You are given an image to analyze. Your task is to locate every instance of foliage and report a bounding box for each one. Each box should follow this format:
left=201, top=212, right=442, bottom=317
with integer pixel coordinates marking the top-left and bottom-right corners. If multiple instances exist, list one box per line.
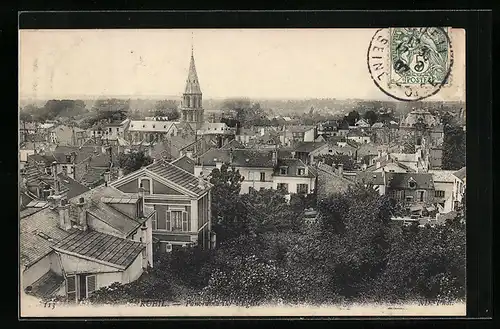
left=363, top=110, right=379, bottom=125
left=442, top=122, right=466, bottom=170
left=345, top=110, right=360, bottom=126
left=221, top=98, right=270, bottom=127
left=154, top=100, right=180, bottom=120
left=117, top=150, right=153, bottom=175
left=22, top=100, right=88, bottom=122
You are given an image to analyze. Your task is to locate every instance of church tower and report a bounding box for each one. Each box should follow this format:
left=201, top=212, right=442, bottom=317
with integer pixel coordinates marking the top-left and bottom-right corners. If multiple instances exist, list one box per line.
left=181, top=44, right=204, bottom=128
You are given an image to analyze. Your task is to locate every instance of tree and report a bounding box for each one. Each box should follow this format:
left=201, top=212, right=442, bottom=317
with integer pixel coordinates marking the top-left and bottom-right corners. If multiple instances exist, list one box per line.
left=90, top=98, right=130, bottom=125
left=154, top=100, right=180, bottom=120
left=117, top=150, right=153, bottom=175
left=221, top=99, right=269, bottom=127
left=19, top=111, right=33, bottom=122
left=345, top=110, right=360, bottom=126
left=363, top=110, right=379, bottom=126
left=442, top=122, right=466, bottom=170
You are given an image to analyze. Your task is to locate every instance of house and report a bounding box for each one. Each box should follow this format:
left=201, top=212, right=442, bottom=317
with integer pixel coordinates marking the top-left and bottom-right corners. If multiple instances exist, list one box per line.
left=315, top=162, right=354, bottom=197
left=355, top=171, right=386, bottom=195
left=347, top=129, right=371, bottom=144
left=428, top=169, right=464, bottom=213
left=292, top=142, right=329, bottom=165
left=354, top=118, right=371, bottom=129
left=272, top=158, right=317, bottom=197
left=100, top=119, right=131, bottom=140
left=50, top=124, right=88, bottom=146
left=21, top=185, right=155, bottom=302
left=127, top=120, right=179, bottom=144
left=110, top=159, right=214, bottom=251
left=235, top=127, right=259, bottom=145
left=197, top=122, right=236, bottom=136
left=318, top=121, right=339, bottom=138
left=279, top=125, right=317, bottom=146
left=385, top=172, right=435, bottom=205
left=194, top=148, right=317, bottom=198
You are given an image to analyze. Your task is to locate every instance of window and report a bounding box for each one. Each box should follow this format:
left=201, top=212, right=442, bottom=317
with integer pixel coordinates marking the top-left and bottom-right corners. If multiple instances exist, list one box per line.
left=418, top=191, right=425, bottom=202
left=297, top=168, right=305, bottom=176
left=277, top=183, right=289, bottom=193
left=408, top=180, right=417, bottom=189
left=435, top=190, right=445, bottom=198
left=169, top=210, right=188, bottom=232
left=280, top=167, right=288, bottom=175
left=66, top=275, right=77, bottom=302
left=109, top=127, right=112, bottom=132
left=139, top=178, right=152, bottom=195
left=297, top=184, right=309, bottom=194
left=86, top=275, right=96, bottom=298
left=260, top=172, right=266, bottom=182
left=405, top=195, right=414, bottom=202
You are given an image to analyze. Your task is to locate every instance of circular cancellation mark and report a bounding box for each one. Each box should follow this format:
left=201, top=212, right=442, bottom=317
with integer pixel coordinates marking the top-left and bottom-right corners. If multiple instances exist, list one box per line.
left=367, top=27, right=454, bottom=102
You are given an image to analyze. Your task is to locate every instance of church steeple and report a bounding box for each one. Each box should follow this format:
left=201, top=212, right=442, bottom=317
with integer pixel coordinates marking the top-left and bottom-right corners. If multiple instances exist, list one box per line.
left=181, top=36, right=204, bottom=124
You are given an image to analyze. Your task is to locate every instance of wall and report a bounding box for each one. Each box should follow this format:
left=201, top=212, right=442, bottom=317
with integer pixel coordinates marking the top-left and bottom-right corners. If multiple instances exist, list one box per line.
left=95, top=272, right=123, bottom=290
left=433, top=181, right=454, bottom=212
left=59, top=252, right=120, bottom=274
left=272, top=176, right=316, bottom=195
left=109, top=203, right=137, bottom=219
left=121, top=254, right=144, bottom=284
left=152, top=204, right=192, bottom=232
left=22, top=254, right=52, bottom=289
left=152, top=180, right=182, bottom=195
left=87, top=212, right=125, bottom=238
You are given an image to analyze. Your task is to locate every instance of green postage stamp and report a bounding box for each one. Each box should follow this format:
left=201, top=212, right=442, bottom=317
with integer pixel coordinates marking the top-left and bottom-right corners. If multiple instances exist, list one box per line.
left=389, top=27, right=451, bottom=86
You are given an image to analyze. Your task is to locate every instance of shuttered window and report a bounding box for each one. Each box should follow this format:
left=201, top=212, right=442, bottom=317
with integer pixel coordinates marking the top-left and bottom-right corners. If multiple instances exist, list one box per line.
left=152, top=212, right=157, bottom=230
left=86, top=275, right=97, bottom=297
left=165, top=211, right=171, bottom=231
left=66, top=275, right=76, bottom=302
left=182, top=211, right=188, bottom=231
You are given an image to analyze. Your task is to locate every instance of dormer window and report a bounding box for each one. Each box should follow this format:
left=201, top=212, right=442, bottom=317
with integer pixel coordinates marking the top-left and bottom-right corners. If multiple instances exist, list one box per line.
left=408, top=179, right=417, bottom=189
left=152, top=125, right=155, bottom=128
left=280, top=167, right=288, bottom=175
left=297, top=168, right=305, bottom=176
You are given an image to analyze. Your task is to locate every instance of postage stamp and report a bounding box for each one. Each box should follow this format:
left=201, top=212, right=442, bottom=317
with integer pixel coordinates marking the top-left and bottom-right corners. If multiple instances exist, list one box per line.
left=367, top=27, right=454, bottom=101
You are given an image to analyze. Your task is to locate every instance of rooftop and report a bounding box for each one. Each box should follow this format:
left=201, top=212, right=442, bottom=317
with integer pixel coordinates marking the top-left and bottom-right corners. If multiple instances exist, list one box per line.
left=274, top=158, right=317, bottom=178
left=293, top=141, right=327, bottom=153
left=356, top=171, right=385, bottom=186
left=198, top=148, right=276, bottom=168
left=26, top=270, right=64, bottom=299
left=429, top=170, right=459, bottom=183
left=128, top=120, right=176, bottom=133
left=171, top=155, right=196, bottom=174
left=385, top=172, right=434, bottom=190
left=53, top=230, right=145, bottom=270
left=454, top=166, right=466, bottom=180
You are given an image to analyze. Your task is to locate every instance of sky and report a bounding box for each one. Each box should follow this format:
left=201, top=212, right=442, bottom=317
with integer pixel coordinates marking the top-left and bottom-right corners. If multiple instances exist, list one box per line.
left=19, top=29, right=465, bottom=101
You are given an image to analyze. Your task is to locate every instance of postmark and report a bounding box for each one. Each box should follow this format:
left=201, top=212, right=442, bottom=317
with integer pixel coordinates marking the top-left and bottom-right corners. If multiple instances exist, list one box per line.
left=367, top=27, right=454, bottom=101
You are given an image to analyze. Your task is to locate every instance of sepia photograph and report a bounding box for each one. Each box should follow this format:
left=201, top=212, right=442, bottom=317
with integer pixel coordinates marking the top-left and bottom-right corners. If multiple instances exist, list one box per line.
left=19, top=27, right=467, bottom=317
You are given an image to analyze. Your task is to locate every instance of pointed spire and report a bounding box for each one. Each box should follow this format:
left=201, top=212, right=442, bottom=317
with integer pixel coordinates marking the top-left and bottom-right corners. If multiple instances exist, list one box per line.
left=184, top=35, right=201, bottom=95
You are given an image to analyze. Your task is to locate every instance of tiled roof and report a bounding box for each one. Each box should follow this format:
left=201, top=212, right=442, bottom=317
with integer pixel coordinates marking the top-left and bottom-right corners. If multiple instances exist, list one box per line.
left=20, top=206, right=46, bottom=219
left=171, top=155, right=195, bottom=174
left=385, top=172, right=434, bottom=190
left=128, top=120, right=176, bottom=132
left=274, top=158, right=317, bottom=178
left=282, top=125, right=315, bottom=134
left=356, top=171, right=385, bottom=186
left=57, top=173, right=90, bottom=199
left=429, top=170, right=458, bottom=183
left=220, top=139, right=245, bottom=149
left=53, top=146, right=97, bottom=164
left=53, top=230, right=145, bottom=269
left=145, top=159, right=211, bottom=196
left=20, top=207, right=73, bottom=267
left=453, top=167, right=466, bottom=180
left=198, top=148, right=276, bottom=168
left=26, top=270, right=64, bottom=299
left=293, top=142, right=327, bottom=153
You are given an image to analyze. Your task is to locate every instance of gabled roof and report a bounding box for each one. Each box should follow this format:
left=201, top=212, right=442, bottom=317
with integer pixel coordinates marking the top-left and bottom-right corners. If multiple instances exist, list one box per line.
left=282, top=125, right=316, bottom=134
left=385, top=172, right=434, bottom=190
left=57, top=173, right=90, bottom=199
left=220, top=139, right=245, bottom=149
left=144, top=160, right=211, bottom=197
left=52, top=229, right=145, bottom=270
left=171, top=155, right=196, bottom=174
left=128, top=120, right=176, bottom=133
left=429, top=170, right=459, bottom=183
left=293, top=141, right=327, bottom=153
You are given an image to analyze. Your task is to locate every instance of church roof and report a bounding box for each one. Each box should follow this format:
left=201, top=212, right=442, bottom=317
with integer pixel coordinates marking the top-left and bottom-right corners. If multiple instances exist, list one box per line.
left=184, top=52, right=202, bottom=95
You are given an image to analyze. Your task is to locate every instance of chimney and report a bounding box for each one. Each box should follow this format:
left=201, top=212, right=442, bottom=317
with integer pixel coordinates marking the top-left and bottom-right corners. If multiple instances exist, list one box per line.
left=375, top=161, right=381, bottom=169
left=104, top=170, right=111, bottom=186
left=138, top=184, right=145, bottom=218
left=229, top=148, right=234, bottom=164
left=337, top=163, right=344, bottom=176
left=118, top=168, right=124, bottom=179
left=77, top=197, right=88, bottom=231
left=58, top=197, right=71, bottom=231
left=272, top=149, right=278, bottom=166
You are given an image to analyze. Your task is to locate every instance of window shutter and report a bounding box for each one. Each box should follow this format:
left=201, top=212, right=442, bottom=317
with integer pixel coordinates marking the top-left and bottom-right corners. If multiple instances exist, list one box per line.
left=86, top=275, right=97, bottom=297
left=166, top=211, right=171, bottom=231
left=182, top=211, right=188, bottom=231
left=66, top=275, right=76, bottom=302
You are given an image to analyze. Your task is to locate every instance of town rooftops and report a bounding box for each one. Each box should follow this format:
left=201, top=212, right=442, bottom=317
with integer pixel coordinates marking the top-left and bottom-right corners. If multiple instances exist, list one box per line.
left=20, top=207, right=73, bottom=267
left=385, top=172, right=434, bottom=190
left=356, top=171, right=385, bottom=186
left=293, top=141, right=328, bottom=153
left=52, top=229, right=145, bottom=270
left=145, top=159, right=212, bottom=196
left=220, top=139, right=245, bottom=150
left=198, top=148, right=276, bottom=168
left=171, top=155, right=196, bottom=174
left=282, top=125, right=316, bottom=134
